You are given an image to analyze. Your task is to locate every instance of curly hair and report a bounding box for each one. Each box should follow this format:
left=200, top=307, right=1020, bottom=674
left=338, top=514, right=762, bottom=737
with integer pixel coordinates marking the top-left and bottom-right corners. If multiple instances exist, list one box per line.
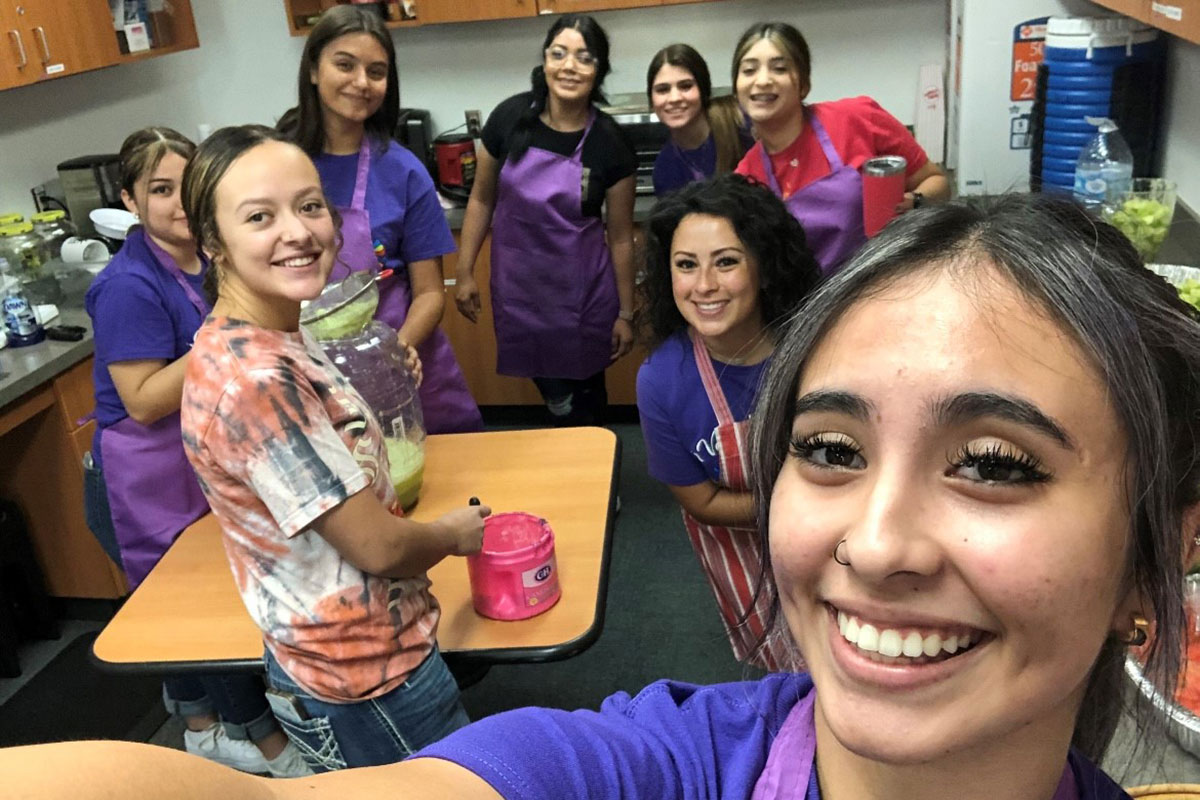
left=637, top=174, right=821, bottom=350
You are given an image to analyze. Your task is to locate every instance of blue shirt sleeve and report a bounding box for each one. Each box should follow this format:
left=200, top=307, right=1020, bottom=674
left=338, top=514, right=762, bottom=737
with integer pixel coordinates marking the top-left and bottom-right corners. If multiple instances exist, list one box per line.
left=637, top=351, right=712, bottom=487
left=90, top=272, right=183, bottom=364
left=415, top=675, right=811, bottom=800
left=397, top=160, right=456, bottom=265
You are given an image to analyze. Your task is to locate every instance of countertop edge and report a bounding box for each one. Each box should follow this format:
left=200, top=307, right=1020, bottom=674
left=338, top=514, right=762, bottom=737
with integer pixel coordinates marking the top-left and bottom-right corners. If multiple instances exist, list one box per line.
left=0, top=308, right=95, bottom=412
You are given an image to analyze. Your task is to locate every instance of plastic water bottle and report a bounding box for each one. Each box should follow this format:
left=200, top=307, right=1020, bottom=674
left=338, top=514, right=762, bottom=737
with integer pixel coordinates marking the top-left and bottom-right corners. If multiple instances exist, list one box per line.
left=1073, top=117, right=1133, bottom=210
left=0, top=256, right=44, bottom=347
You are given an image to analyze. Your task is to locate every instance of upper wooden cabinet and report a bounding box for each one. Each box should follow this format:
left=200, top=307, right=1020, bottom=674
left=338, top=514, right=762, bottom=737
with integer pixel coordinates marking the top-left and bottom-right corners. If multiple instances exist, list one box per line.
left=0, top=0, right=198, bottom=91
left=284, top=0, right=723, bottom=35
left=1088, top=0, right=1200, bottom=44
left=422, top=0, right=536, bottom=24
left=537, top=0, right=653, bottom=13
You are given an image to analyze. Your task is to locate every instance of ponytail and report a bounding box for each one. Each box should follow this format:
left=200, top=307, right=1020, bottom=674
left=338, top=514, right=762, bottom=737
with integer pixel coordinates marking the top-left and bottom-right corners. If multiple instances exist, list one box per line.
left=708, top=95, right=749, bottom=175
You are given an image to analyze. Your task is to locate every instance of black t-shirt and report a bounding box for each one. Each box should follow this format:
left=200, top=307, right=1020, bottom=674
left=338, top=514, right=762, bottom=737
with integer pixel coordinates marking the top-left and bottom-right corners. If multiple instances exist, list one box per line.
left=481, top=91, right=638, bottom=218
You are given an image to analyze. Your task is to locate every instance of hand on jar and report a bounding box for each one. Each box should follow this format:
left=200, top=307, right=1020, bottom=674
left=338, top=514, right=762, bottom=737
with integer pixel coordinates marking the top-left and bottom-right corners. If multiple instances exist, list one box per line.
left=398, top=337, right=424, bottom=388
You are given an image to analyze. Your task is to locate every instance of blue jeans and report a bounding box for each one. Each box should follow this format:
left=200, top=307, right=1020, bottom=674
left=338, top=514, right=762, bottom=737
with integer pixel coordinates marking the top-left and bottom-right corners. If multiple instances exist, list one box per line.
left=263, top=647, right=470, bottom=771
left=162, top=672, right=280, bottom=741
left=82, top=457, right=124, bottom=569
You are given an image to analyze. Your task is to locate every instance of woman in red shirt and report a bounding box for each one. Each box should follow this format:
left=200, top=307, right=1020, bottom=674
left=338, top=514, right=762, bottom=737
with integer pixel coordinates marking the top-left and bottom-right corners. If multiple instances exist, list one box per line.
left=732, top=21, right=949, bottom=273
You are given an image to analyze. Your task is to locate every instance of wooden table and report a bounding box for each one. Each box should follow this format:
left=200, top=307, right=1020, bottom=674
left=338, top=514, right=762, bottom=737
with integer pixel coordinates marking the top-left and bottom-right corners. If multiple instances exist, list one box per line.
left=92, top=427, right=620, bottom=674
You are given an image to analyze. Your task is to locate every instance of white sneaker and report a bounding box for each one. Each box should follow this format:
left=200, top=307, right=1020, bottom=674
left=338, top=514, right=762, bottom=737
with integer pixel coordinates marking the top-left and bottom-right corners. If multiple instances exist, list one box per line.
left=265, top=742, right=313, bottom=778
left=183, top=724, right=270, bottom=774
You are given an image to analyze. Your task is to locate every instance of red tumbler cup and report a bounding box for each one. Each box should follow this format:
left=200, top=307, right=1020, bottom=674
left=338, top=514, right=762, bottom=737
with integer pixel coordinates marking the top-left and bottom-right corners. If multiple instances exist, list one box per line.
left=862, top=156, right=907, bottom=238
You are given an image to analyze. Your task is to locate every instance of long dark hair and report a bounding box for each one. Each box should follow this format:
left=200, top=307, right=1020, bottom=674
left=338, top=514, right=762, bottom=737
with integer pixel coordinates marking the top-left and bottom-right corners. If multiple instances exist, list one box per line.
left=749, top=194, right=1199, bottom=763
left=508, top=14, right=611, bottom=163
left=277, top=4, right=400, bottom=157
left=118, top=126, right=195, bottom=198
left=638, top=174, right=820, bottom=351
left=646, top=43, right=746, bottom=175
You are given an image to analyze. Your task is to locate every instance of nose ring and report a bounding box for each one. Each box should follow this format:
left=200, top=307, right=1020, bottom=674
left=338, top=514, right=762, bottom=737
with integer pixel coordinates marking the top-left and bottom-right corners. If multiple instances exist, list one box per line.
left=833, top=539, right=851, bottom=567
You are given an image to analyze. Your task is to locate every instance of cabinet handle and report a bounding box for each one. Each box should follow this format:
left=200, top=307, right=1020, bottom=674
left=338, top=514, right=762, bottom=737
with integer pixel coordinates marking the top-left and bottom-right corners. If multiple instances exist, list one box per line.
left=33, top=25, right=48, bottom=63
left=7, top=30, right=26, bottom=68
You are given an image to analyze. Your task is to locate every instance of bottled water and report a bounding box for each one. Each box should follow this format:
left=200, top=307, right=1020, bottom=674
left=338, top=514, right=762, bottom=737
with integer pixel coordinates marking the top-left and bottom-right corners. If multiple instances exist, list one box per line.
left=1073, top=117, right=1133, bottom=210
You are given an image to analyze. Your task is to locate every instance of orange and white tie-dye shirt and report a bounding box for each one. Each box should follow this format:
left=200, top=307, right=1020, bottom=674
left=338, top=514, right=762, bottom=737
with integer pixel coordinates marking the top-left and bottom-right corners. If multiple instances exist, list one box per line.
left=181, top=316, right=439, bottom=704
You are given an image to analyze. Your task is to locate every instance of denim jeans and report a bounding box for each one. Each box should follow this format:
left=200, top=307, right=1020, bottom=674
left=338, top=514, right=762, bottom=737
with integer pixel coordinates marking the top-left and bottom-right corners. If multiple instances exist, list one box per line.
left=263, top=647, right=470, bottom=771
left=82, top=457, right=124, bottom=569
left=162, top=672, right=280, bottom=741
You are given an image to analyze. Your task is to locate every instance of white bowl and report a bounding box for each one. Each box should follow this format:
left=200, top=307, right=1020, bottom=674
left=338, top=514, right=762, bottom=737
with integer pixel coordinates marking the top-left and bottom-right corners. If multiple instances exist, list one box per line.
left=89, top=208, right=138, bottom=240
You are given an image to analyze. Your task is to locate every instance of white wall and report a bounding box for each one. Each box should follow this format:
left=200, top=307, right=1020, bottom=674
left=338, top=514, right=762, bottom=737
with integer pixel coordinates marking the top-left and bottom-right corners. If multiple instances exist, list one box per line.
left=1161, top=38, right=1200, bottom=210
left=0, top=0, right=945, bottom=216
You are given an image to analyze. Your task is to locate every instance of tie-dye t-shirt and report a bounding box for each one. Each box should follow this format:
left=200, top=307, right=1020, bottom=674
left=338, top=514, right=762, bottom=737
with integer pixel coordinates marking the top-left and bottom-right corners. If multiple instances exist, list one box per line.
left=181, top=316, right=439, bottom=703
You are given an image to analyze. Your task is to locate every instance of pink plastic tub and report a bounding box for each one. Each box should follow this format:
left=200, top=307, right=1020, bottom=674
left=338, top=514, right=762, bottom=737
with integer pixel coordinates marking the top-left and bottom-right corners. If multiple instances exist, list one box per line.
left=466, top=512, right=561, bottom=621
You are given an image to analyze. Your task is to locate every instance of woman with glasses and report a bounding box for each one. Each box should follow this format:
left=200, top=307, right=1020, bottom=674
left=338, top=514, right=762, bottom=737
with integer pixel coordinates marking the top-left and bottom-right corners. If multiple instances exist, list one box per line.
left=453, top=14, right=637, bottom=427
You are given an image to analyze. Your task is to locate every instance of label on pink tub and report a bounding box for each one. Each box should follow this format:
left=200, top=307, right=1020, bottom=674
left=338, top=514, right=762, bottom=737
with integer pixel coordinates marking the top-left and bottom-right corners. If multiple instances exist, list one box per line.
left=521, top=555, right=560, bottom=607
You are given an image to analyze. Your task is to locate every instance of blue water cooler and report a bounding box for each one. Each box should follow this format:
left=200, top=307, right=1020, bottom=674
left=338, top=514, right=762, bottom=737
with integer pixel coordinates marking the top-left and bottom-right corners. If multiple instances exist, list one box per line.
left=1031, top=16, right=1166, bottom=195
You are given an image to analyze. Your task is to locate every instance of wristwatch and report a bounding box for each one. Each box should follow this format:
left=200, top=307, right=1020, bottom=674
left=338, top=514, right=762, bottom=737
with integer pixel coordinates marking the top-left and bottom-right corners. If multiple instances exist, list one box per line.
left=617, top=309, right=634, bottom=322
left=911, top=191, right=925, bottom=209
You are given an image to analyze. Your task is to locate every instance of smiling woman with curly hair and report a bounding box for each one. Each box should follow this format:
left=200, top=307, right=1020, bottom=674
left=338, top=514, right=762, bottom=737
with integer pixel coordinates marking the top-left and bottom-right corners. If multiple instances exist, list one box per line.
left=635, top=173, right=821, bottom=670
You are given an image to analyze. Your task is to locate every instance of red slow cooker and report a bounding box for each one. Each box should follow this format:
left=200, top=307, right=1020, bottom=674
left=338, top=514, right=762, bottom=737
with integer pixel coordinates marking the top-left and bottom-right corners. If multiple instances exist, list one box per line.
left=434, top=134, right=475, bottom=203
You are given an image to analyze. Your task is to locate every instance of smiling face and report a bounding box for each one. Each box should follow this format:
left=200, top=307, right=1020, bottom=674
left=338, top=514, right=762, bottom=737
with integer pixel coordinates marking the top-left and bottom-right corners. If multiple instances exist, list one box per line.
left=121, top=151, right=192, bottom=249
left=735, top=37, right=806, bottom=127
left=651, top=63, right=704, bottom=132
left=544, top=27, right=597, bottom=105
left=670, top=213, right=763, bottom=359
left=769, top=264, right=1134, bottom=765
left=211, top=140, right=336, bottom=323
left=311, top=32, right=390, bottom=131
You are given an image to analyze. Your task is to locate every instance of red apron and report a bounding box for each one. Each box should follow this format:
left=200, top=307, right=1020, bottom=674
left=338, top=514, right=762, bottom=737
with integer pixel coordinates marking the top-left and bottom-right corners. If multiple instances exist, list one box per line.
left=681, top=333, right=797, bottom=671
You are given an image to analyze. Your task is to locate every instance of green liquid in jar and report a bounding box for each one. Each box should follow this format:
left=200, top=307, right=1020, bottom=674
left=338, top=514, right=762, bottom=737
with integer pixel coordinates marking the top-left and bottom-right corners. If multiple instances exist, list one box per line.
left=385, top=437, right=425, bottom=510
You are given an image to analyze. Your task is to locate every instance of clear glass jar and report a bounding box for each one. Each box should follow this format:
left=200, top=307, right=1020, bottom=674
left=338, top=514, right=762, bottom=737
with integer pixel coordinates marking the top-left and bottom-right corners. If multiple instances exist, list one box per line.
left=0, top=222, right=60, bottom=304
left=319, top=320, right=426, bottom=510
left=31, top=210, right=76, bottom=260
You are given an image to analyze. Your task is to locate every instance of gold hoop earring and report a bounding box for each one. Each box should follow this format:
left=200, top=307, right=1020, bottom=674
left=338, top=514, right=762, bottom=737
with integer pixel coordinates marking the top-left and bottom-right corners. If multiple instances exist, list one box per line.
left=1121, top=614, right=1149, bottom=647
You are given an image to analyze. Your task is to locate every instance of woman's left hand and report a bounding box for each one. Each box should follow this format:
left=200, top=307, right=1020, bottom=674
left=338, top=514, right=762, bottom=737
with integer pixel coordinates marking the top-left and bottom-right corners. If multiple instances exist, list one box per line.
left=611, top=318, right=634, bottom=362
left=399, top=337, right=424, bottom=388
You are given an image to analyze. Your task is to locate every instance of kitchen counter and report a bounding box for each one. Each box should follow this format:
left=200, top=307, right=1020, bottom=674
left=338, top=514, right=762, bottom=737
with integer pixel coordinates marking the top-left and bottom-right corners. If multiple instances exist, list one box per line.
left=441, top=193, right=660, bottom=230
left=0, top=308, right=94, bottom=412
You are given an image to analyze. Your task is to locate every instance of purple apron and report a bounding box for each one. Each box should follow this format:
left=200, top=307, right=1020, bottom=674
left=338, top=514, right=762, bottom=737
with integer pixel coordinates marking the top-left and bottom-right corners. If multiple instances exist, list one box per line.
left=331, top=139, right=482, bottom=434
left=760, top=111, right=867, bottom=274
left=99, top=233, right=209, bottom=589
left=749, top=690, right=1088, bottom=800
left=490, top=110, right=619, bottom=379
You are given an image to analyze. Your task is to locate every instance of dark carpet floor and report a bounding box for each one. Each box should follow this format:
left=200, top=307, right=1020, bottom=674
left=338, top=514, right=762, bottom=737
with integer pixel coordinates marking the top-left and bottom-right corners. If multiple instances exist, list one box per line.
left=0, top=631, right=167, bottom=747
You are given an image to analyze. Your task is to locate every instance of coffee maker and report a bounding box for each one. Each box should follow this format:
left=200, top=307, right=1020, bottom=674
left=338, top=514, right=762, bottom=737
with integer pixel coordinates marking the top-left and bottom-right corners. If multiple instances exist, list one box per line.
left=57, top=154, right=123, bottom=238
left=395, top=108, right=436, bottom=180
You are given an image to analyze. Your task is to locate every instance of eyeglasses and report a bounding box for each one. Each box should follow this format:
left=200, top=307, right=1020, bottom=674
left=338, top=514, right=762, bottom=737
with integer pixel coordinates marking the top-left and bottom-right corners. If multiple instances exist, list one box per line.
left=545, top=46, right=597, bottom=69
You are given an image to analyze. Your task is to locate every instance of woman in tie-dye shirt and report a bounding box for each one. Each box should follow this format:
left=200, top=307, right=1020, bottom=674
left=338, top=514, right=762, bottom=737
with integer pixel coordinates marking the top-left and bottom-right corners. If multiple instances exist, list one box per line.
left=176, top=124, right=490, bottom=772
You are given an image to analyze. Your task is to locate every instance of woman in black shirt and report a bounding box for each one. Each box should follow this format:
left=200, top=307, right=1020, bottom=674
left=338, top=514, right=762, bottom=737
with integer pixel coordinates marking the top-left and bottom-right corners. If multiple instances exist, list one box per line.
left=453, top=14, right=637, bottom=426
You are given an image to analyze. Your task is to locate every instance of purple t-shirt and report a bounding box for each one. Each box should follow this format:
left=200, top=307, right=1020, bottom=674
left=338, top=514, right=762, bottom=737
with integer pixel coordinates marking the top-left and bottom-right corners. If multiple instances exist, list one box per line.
left=637, top=331, right=769, bottom=487
left=313, top=139, right=456, bottom=278
left=653, top=134, right=717, bottom=197
left=417, top=672, right=1130, bottom=800
left=84, top=228, right=208, bottom=463
left=419, top=673, right=810, bottom=799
